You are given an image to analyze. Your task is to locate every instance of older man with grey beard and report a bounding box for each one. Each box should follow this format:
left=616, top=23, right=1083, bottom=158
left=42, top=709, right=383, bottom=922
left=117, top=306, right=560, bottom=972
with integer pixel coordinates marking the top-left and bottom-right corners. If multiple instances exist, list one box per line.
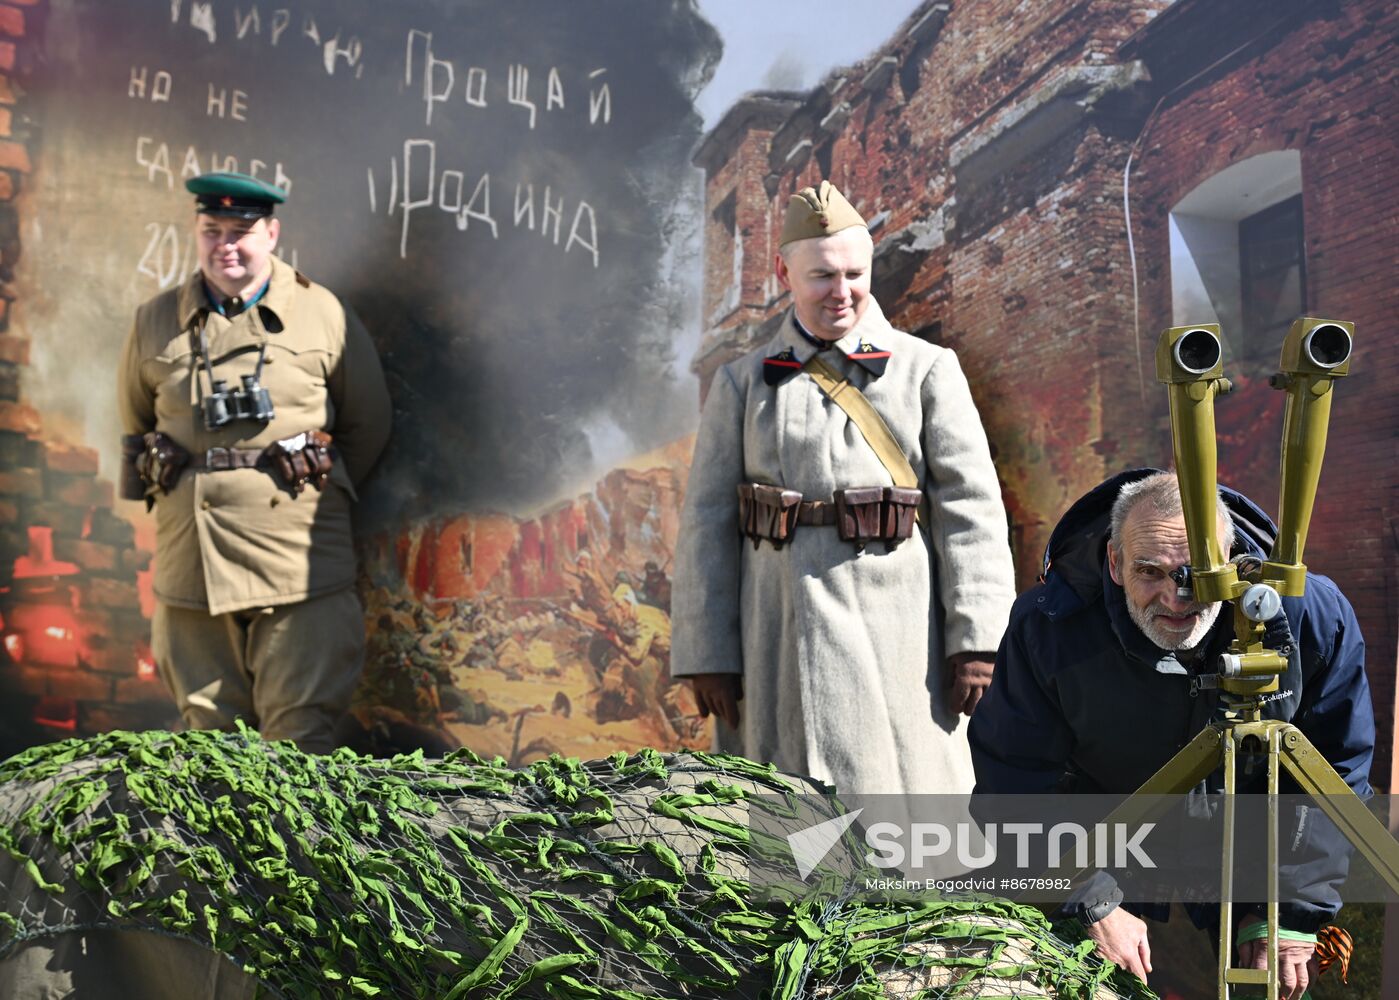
left=1107, top=475, right=1228, bottom=652
left=970, top=470, right=1374, bottom=999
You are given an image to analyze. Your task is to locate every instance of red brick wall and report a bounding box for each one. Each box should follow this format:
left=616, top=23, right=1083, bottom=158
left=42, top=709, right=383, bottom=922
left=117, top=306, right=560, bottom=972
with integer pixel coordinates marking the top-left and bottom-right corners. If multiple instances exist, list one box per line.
left=946, top=126, right=1142, bottom=564
left=0, top=0, right=171, bottom=755
left=696, top=0, right=1396, bottom=783
left=700, top=129, right=782, bottom=339
left=697, top=0, right=1174, bottom=577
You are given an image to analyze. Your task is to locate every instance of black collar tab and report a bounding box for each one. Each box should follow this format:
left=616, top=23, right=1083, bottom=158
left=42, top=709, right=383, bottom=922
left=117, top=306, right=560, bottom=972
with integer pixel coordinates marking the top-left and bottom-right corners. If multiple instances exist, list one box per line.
left=848, top=339, right=891, bottom=377
left=763, top=347, right=803, bottom=386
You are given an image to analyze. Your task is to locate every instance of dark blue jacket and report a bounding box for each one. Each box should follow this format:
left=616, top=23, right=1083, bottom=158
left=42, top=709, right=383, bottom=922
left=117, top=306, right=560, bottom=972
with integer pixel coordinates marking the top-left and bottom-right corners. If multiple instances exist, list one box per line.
left=969, top=470, right=1374, bottom=931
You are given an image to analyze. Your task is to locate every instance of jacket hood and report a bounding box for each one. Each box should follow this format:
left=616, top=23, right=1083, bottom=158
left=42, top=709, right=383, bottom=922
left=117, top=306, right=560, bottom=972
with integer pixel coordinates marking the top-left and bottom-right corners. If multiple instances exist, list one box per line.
left=1039, top=468, right=1279, bottom=614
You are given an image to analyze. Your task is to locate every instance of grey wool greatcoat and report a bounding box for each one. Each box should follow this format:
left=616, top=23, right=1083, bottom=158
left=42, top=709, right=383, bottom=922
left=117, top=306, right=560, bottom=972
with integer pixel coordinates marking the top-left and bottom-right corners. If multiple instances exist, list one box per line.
left=671, top=301, right=1016, bottom=796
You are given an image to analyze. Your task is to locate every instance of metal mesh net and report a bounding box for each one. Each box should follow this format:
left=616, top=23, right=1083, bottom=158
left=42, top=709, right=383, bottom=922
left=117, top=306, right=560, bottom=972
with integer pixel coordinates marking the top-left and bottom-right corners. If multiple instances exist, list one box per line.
left=0, top=728, right=1155, bottom=999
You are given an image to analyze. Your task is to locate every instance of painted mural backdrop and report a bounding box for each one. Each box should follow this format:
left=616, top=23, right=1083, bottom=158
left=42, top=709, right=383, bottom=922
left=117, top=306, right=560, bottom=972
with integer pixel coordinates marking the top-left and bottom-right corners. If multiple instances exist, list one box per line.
left=1, top=0, right=721, bottom=759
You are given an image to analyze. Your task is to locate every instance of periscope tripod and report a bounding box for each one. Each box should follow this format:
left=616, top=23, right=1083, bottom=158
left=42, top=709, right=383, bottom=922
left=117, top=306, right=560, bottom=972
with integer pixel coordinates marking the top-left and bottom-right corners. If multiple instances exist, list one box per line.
left=1085, top=319, right=1399, bottom=999
left=1120, top=692, right=1399, bottom=998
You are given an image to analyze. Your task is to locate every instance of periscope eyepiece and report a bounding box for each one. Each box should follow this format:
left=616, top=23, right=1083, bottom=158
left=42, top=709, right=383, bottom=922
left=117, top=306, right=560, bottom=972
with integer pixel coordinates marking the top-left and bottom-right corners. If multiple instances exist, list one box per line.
left=1172, top=328, right=1222, bottom=375
left=1303, top=323, right=1351, bottom=370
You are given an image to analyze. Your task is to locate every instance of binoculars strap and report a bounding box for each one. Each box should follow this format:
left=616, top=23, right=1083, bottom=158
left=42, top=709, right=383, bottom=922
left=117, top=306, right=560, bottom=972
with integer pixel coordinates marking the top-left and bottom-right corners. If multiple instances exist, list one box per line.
left=196, top=320, right=219, bottom=396
left=803, top=353, right=925, bottom=525
left=194, top=316, right=270, bottom=391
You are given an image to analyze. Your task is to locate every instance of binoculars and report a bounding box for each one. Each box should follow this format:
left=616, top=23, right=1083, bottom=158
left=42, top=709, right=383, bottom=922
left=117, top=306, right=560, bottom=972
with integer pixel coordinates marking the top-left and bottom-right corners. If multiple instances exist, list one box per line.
left=202, top=373, right=275, bottom=430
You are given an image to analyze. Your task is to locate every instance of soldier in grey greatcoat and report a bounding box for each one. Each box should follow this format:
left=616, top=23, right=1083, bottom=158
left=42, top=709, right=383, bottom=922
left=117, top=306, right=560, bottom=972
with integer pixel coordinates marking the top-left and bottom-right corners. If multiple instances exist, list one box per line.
left=671, top=181, right=1016, bottom=796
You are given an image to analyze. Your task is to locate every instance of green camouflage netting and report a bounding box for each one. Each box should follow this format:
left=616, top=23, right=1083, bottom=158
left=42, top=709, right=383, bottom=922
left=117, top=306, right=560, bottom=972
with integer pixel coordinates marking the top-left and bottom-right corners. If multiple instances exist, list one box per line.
left=0, top=728, right=1155, bottom=999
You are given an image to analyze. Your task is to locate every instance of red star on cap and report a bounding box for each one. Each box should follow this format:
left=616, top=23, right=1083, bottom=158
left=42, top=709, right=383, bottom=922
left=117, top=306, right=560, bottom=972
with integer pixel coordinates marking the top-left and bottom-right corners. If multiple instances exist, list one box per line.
left=220, top=195, right=234, bottom=207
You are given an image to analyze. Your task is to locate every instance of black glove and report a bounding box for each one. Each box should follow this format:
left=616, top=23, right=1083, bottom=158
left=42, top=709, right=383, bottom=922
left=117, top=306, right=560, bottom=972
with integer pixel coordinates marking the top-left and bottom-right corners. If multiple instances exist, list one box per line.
left=1262, top=610, right=1296, bottom=658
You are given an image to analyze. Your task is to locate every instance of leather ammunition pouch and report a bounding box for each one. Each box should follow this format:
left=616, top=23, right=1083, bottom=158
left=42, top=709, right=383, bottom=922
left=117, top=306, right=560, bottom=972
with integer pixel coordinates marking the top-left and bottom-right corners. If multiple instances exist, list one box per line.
left=739, top=483, right=923, bottom=550
left=121, top=432, right=190, bottom=501
left=119, top=434, right=148, bottom=501
left=834, top=487, right=884, bottom=545
left=882, top=486, right=922, bottom=544
left=835, top=486, right=921, bottom=549
left=262, top=430, right=335, bottom=497
left=736, top=483, right=802, bottom=549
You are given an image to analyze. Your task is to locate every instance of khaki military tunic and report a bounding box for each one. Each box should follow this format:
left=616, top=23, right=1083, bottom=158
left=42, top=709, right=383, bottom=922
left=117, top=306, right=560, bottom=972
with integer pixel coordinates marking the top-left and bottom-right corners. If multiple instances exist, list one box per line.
left=119, top=256, right=391, bottom=749
left=671, top=302, right=1016, bottom=797
left=119, top=256, right=391, bottom=614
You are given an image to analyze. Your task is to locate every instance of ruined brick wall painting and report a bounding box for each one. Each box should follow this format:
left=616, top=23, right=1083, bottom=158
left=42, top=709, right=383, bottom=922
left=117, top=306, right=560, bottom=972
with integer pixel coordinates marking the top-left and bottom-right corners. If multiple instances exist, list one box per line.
left=0, top=0, right=735, bottom=760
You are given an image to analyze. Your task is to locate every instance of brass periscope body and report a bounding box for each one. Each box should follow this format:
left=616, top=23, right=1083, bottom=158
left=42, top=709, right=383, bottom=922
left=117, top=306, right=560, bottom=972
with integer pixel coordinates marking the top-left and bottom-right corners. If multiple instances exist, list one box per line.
left=1153, top=319, right=1355, bottom=698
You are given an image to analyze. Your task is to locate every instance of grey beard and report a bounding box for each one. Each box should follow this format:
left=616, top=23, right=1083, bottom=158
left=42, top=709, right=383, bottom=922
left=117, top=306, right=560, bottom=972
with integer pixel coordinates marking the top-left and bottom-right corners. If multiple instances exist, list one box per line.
left=1127, top=598, right=1222, bottom=651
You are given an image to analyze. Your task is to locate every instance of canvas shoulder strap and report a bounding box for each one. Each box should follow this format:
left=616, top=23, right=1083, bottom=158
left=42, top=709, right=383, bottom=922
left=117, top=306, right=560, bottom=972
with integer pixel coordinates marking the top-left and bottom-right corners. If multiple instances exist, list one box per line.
left=803, top=353, right=921, bottom=494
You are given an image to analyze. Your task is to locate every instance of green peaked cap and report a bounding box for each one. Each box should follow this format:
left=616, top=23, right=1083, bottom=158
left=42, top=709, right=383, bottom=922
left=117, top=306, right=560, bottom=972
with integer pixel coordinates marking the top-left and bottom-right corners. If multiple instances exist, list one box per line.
left=186, top=171, right=287, bottom=219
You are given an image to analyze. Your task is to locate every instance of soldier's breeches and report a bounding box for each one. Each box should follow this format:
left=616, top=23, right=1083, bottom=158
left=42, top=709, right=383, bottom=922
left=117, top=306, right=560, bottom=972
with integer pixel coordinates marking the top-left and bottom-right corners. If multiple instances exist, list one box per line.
left=152, top=589, right=366, bottom=753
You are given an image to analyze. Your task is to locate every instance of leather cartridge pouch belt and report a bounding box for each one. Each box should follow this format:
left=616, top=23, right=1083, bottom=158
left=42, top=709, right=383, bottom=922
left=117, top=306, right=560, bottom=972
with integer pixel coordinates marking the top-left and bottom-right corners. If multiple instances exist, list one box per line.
left=129, top=430, right=337, bottom=498
left=738, top=483, right=921, bottom=550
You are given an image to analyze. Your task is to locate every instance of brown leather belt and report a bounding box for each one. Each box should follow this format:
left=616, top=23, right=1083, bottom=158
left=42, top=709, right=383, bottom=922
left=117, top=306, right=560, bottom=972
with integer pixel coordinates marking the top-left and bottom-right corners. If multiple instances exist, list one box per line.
left=123, top=430, right=336, bottom=502
left=795, top=500, right=838, bottom=526
left=190, top=447, right=264, bottom=471
left=737, top=482, right=920, bottom=550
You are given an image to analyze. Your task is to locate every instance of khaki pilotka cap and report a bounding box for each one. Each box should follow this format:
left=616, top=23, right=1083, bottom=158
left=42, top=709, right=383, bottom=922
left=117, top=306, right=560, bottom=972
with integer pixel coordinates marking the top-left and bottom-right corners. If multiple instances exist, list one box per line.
left=778, top=180, right=867, bottom=246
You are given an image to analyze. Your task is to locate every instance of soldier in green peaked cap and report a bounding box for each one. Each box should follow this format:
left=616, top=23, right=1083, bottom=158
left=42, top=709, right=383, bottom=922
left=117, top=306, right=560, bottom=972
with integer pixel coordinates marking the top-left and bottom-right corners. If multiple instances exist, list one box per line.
left=117, top=170, right=392, bottom=753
